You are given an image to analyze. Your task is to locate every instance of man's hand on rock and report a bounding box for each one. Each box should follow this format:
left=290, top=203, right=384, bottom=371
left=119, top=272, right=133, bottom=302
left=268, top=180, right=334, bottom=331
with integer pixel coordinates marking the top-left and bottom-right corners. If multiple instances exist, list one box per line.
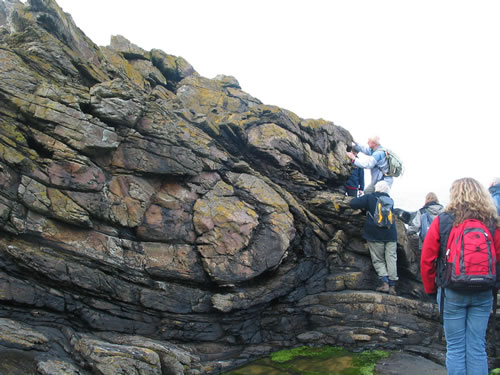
left=346, top=151, right=356, bottom=161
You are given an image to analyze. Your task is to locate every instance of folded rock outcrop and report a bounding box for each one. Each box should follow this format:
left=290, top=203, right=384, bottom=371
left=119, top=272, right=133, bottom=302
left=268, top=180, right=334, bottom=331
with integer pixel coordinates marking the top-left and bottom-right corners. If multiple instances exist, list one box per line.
left=0, top=0, right=454, bottom=374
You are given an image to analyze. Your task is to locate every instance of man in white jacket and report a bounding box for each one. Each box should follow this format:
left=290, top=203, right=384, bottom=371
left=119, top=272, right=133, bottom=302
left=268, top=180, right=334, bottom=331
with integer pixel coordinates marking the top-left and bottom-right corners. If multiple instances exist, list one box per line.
left=346, top=136, right=393, bottom=194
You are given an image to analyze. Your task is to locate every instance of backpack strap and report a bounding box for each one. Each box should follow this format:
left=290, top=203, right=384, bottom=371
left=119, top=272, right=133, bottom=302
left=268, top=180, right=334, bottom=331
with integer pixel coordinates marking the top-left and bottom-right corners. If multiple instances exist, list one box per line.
left=488, top=223, right=496, bottom=240
left=436, top=212, right=454, bottom=342
left=437, top=212, right=454, bottom=278
left=366, top=194, right=382, bottom=221
left=372, top=147, right=389, bottom=176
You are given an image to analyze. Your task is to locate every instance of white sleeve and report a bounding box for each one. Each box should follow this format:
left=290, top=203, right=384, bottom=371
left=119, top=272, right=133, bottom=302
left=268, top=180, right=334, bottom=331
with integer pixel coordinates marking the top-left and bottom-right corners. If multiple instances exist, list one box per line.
left=408, top=211, right=421, bottom=234
left=354, top=155, right=377, bottom=169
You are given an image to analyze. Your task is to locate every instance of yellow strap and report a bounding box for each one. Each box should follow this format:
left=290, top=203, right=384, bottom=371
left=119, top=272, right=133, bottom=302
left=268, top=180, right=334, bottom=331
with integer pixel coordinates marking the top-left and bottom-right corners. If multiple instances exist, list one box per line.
left=377, top=203, right=393, bottom=225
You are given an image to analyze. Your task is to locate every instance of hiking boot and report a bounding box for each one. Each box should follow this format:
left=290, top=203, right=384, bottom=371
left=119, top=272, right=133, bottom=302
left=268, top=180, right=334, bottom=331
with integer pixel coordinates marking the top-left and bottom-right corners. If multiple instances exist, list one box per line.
left=389, top=286, right=397, bottom=296
left=376, top=283, right=389, bottom=293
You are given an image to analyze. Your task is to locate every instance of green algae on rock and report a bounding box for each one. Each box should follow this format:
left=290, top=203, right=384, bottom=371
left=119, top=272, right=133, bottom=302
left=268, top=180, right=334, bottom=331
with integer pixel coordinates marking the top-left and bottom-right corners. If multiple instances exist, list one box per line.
left=224, top=346, right=390, bottom=375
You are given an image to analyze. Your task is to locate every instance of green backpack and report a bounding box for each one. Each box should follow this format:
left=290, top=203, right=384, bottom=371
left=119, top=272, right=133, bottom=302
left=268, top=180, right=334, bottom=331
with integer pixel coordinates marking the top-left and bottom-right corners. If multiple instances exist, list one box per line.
left=383, top=148, right=403, bottom=177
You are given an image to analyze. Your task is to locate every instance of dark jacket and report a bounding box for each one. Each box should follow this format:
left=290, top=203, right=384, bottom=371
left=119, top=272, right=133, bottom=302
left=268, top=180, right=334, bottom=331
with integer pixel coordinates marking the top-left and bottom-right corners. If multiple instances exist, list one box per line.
left=345, top=166, right=365, bottom=191
left=349, top=192, right=398, bottom=242
left=490, top=184, right=500, bottom=216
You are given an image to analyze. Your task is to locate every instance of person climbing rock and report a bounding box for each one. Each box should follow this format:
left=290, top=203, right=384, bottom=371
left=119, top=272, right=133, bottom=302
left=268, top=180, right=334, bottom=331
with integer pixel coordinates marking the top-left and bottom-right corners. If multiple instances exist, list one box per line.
left=349, top=180, right=398, bottom=295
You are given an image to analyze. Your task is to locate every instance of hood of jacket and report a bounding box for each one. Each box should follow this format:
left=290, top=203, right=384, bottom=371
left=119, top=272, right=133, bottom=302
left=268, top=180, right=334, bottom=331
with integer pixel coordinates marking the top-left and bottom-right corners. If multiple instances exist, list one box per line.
left=423, top=202, right=444, bottom=216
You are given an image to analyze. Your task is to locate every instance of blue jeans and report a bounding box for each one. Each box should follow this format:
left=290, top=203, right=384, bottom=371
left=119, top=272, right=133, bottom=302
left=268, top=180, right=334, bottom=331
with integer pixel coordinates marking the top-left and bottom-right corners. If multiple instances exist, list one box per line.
left=437, top=288, right=493, bottom=375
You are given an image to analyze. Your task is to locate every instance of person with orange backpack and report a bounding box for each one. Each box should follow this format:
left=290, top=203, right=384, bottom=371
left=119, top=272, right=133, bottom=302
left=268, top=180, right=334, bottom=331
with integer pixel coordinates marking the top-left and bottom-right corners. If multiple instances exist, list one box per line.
left=420, top=177, right=500, bottom=375
left=349, top=180, right=398, bottom=295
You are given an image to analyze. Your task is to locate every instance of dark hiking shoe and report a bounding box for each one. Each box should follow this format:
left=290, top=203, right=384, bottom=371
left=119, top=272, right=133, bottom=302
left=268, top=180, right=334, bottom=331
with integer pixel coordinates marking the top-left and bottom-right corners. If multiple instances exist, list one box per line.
left=376, top=283, right=389, bottom=293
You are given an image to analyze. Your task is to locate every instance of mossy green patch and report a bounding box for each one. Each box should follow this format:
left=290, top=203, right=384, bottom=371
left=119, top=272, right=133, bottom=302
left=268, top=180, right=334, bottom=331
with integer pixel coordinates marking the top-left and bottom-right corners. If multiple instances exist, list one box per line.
left=352, top=350, right=391, bottom=375
left=271, top=346, right=345, bottom=363
left=224, top=346, right=391, bottom=375
left=301, top=118, right=330, bottom=130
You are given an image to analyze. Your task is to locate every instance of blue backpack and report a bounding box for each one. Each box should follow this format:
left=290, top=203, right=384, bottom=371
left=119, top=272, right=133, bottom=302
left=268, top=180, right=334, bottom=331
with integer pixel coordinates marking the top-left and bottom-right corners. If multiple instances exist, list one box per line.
left=492, top=189, right=500, bottom=216
left=419, top=210, right=433, bottom=241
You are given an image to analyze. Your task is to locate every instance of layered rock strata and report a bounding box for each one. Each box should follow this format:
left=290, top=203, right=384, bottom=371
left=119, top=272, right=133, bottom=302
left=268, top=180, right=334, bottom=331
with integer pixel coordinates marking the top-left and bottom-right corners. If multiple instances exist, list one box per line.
left=0, top=0, right=454, bottom=374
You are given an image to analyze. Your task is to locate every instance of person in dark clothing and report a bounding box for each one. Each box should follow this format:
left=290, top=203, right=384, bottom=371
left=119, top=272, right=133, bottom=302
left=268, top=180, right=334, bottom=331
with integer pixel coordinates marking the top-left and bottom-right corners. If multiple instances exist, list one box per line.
left=344, top=153, right=365, bottom=197
left=393, top=208, right=413, bottom=224
left=349, top=180, right=398, bottom=295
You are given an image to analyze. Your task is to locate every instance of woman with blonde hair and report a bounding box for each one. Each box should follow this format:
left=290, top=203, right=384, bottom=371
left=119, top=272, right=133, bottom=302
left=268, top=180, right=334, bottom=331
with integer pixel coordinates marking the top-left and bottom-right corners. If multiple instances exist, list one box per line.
left=421, top=178, right=500, bottom=374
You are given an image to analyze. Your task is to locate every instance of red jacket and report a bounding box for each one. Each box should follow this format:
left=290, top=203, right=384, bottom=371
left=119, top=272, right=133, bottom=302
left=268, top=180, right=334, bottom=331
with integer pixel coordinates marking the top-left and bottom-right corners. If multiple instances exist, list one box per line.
left=420, top=215, right=500, bottom=294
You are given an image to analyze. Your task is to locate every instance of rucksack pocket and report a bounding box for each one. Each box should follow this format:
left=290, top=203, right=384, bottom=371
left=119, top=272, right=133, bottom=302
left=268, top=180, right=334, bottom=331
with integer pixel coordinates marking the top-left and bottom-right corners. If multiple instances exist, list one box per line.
left=445, top=224, right=496, bottom=291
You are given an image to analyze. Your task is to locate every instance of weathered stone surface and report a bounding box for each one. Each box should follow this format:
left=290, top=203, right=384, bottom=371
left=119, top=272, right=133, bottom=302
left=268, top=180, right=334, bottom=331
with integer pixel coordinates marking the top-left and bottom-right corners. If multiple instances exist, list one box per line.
left=131, top=58, right=168, bottom=87
left=151, top=48, right=196, bottom=84
left=0, top=318, right=49, bottom=351
left=375, top=352, right=447, bottom=375
left=37, top=360, right=85, bottom=375
left=0, top=1, right=457, bottom=374
left=90, top=78, right=146, bottom=127
left=110, top=34, right=150, bottom=60
left=142, top=242, right=208, bottom=283
left=19, top=175, right=92, bottom=227
left=101, top=46, right=148, bottom=90
left=106, top=175, right=156, bottom=228
left=137, top=181, right=197, bottom=242
left=72, top=335, right=162, bottom=375
left=96, top=332, right=206, bottom=375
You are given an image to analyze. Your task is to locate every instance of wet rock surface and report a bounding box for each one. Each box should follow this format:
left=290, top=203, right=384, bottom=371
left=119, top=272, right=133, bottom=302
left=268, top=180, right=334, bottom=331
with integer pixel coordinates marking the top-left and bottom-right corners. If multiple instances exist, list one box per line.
left=375, top=352, right=447, bottom=375
left=0, top=0, right=485, bottom=374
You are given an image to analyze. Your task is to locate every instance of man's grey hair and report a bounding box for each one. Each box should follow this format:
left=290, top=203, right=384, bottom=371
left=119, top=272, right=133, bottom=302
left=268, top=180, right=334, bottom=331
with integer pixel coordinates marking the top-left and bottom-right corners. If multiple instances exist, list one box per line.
left=368, top=135, right=380, bottom=145
left=375, top=180, right=390, bottom=194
